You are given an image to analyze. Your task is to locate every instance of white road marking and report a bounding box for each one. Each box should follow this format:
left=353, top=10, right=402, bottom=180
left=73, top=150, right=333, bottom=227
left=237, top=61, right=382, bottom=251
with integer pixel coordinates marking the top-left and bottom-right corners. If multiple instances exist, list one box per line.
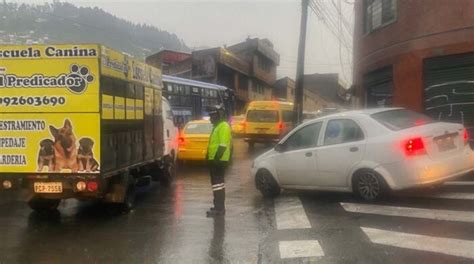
left=274, top=196, right=311, bottom=230
left=341, top=202, right=474, bottom=223
left=423, top=192, right=474, bottom=200
left=444, top=181, right=474, bottom=186
left=362, top=227, right=474, bottom=259
left=279, top=240, right=324, bottom=259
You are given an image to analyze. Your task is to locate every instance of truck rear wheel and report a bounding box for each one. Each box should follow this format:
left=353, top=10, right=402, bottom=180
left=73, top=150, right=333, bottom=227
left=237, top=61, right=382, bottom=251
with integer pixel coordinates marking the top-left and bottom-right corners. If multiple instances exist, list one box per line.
left=120, top=185, right=136, bottom=213
left=28, top=197, right=60, bottom=212
left=104, top=173, right=137, bottom=215
left=160, top=156, right=176, bottom=186
left=105, top=184, right=136, bottom=215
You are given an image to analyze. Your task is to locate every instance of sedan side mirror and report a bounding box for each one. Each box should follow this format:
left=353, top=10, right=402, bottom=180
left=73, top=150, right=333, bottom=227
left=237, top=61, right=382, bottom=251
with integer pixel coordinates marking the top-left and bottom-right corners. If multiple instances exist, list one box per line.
left=274, top=143, right=286, bottom=153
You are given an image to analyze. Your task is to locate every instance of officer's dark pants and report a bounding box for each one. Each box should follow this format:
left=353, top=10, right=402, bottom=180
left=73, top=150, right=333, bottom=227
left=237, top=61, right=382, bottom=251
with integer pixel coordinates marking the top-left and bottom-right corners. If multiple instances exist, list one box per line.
left=209, top=162, right=227, bottom=211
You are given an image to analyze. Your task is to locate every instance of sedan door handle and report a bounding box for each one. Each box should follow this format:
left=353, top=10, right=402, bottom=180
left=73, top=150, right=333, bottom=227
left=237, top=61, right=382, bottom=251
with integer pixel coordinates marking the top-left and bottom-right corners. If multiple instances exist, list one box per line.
left=305, top=152, right=313, bottom=157
left=349, top=147, right=359, bottom=152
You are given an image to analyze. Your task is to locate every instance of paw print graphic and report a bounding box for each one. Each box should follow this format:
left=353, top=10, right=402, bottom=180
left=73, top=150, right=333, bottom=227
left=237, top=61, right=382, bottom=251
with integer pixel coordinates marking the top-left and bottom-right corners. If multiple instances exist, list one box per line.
left=67, top=64, right=94, bottom=94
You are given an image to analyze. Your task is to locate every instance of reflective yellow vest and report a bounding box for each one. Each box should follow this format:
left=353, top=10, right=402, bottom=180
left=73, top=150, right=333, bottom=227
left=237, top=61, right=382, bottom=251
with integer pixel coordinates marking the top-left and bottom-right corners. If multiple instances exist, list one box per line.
left=207, top=121, right=232, bottom=161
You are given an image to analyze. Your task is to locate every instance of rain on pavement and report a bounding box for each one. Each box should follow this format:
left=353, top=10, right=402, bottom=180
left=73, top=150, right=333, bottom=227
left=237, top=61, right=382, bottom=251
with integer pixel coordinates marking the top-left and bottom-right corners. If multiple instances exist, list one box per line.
left=1, top=139, right=473, bottom=264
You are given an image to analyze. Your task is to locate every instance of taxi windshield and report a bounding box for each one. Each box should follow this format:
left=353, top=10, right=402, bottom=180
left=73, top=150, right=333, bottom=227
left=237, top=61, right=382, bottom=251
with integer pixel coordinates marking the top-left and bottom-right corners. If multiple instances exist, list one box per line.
left=184, top=123, right=213, bottom=134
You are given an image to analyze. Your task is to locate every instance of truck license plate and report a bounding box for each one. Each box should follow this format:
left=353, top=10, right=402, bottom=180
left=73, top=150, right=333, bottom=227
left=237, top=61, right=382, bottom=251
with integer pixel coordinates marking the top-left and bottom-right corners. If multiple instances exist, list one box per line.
left=34, top=182, right=63, bottom=193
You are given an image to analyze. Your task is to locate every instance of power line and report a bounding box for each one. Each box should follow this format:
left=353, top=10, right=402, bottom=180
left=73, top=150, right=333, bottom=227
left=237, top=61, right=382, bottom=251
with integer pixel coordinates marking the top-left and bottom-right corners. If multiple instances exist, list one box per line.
left=310, top=1, right=353, bottom=52
left=307, top=0, right=353, bottom=83
left=309, top=0, right=352, bottom=51
left=336, top=0, right=350, bottom=83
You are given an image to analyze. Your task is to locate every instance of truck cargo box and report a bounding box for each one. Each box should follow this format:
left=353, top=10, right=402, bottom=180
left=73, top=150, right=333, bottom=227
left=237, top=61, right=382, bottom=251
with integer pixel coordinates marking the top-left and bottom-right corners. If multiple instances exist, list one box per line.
left=0, top=44, right=167, bottom=205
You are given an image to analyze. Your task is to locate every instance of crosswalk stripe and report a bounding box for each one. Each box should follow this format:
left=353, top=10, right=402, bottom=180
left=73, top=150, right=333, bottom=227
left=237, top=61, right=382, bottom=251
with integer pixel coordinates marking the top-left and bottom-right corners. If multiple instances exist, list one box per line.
left=341, top=202, right=474, bottom=223
left=274, top=196, right=311, bottom=230
left=444, top=181, right=474, bottom=186
left=279, top=240, right=324, bottom=259
left=422, top=192, right=474, bottom=200
left=362, top=227, right=474, bottom=259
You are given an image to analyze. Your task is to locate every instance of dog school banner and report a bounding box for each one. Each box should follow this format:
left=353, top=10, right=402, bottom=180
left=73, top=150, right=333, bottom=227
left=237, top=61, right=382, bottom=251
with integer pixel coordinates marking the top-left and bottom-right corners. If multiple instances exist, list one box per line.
left=0, top=113, right=100, bottom=173
left=0, top=44, right=100, bottom=113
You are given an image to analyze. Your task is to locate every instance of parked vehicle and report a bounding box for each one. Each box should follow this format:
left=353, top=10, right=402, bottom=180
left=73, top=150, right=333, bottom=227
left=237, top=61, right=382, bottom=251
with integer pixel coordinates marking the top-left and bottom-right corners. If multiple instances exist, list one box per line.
left=252, top=108, right=474, bottom=201
left=244, top=101, right=294, bottom=147
left=231, top=115, right=245, bottom=136
left=162, top=97, right=179, bottom=181
left=178, top=120, right=213, bottom=161
left=0, top=44, right=177, bottom=213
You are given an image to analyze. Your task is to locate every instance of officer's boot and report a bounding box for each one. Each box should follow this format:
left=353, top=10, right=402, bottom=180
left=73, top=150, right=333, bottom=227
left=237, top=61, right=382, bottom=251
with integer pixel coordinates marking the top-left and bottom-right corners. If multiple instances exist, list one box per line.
left=207, top=189, right=225, bottom=217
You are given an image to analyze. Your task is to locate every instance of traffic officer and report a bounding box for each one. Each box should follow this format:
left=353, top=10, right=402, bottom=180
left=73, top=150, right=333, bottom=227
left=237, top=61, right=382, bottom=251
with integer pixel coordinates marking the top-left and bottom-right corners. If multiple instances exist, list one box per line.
left=206, top=105, right=232, bottom=217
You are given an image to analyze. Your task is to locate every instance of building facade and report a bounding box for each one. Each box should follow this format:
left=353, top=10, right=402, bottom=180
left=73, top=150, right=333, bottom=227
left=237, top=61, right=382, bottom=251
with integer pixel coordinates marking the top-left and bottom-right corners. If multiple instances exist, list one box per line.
left=302, top=73, right=350, bottom=111
left=145, top=50, right=191, bottom=77
left=353, top=0, right=474, bottom=137
left=274, top=74, right=349, bottom=112
left=146, top=38, right=280, bottom=114
left=273, top=77, right=295, bottom=101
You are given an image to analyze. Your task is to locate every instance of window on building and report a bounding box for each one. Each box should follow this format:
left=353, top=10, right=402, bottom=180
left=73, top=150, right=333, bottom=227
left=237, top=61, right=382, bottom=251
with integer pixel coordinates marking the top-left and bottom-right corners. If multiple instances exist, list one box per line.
left=363, top=66, right=393, bottom=107
left=364, top=0, right=397, bottom=34
left=258, top=56, right=272, bottom=72
left=253, top=82, right=265, bottom=94
left=259, top=84, right=264, bottom=94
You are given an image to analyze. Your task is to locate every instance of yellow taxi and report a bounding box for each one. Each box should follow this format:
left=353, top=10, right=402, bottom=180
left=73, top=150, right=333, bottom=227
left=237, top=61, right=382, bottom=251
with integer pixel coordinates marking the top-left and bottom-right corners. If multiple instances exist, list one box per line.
left=177, top=120, right=213, bottom=161
left=244, top=101, right=294, bottom=147
left=230, top=115, right=245, bottom=136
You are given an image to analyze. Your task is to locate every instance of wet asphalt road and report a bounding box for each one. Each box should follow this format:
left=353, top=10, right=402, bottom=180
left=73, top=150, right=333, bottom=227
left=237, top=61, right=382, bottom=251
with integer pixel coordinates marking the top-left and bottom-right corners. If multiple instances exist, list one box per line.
left=0, top=139, right=473, bottom=264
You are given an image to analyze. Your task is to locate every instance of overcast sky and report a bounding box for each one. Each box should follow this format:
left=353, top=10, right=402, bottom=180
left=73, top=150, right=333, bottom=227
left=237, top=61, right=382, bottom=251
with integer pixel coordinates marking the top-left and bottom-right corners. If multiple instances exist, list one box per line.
left=11, top=0, right=354, bottom=85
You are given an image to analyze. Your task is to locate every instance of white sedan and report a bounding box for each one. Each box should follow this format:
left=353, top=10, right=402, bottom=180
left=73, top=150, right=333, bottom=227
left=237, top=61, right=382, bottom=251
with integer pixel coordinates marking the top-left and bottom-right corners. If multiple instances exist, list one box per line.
left=251, top=108, right=474, bottom=201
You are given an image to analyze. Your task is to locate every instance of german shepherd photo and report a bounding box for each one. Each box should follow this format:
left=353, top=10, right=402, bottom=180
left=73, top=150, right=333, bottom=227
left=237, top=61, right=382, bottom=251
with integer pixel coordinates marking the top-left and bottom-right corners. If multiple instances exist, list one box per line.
left=77, top=137, right=99, bottom=172
left=49, top=119, right=79, bottom=172
left=37, top=139, right=55, bottom=172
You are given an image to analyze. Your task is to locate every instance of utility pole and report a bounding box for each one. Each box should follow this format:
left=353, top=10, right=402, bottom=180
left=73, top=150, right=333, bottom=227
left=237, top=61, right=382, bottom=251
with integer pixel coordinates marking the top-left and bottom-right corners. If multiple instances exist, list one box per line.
left=293, top=0, right=309, bottom=125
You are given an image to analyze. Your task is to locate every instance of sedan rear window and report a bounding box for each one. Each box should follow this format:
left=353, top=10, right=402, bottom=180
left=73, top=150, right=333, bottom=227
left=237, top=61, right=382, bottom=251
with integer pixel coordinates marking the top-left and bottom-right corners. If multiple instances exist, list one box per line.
left=371, top=109, right=434, bottom=131
left=247, top=110, right=279, bottom=123
left=184, top=123, right=213, bottom=134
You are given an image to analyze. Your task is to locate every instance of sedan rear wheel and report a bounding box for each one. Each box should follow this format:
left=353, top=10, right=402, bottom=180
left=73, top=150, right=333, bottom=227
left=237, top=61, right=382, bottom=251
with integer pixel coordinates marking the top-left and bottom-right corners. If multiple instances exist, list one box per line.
left=354, top=170, right=386, bottom=201
left=255, top=169, right=281, bottom=198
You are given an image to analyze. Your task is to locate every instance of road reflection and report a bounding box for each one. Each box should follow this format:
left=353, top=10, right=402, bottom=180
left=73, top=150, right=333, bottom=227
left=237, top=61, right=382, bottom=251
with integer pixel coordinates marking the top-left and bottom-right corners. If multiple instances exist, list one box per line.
left=208, top=216, right=226, bottom=262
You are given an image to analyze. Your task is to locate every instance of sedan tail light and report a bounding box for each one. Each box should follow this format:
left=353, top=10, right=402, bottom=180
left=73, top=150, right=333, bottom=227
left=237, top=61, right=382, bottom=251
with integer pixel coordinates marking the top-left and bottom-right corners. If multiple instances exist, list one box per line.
left=405, top=137, right=426, bottom=156
left=463, top=128, right=470, bottom=145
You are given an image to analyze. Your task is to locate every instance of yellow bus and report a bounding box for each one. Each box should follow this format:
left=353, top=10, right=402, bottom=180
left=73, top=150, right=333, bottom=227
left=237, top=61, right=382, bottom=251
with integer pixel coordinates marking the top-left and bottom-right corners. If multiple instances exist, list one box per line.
left=243, top=101, right=294, bottom=147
